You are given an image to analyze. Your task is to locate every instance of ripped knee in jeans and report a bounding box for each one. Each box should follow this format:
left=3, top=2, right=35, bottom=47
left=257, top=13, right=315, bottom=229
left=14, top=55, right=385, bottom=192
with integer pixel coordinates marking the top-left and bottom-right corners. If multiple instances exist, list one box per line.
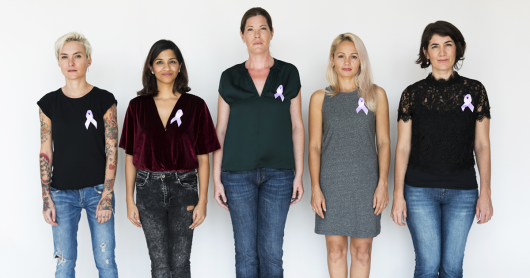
left=186, top=206, right=195, bottom=211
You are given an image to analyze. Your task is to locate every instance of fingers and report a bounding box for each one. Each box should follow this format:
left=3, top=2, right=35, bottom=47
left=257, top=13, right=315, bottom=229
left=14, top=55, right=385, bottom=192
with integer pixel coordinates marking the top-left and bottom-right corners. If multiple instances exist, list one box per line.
left=43, top=209, right=58, bottom=226
left=128, top=209, right=142, bottom=228
left=51, top=207, right=57, bottom=225
left=403, top=208, right=407, bottom=224
left=215, top=191, right=229, bottom=211
left=189, top=210, right=206, bottom=230
left=322, top=198, right=327, bottom=212
left=290, top=187, right=304, bottom=205
left=97, top=210, right=112, bottom=224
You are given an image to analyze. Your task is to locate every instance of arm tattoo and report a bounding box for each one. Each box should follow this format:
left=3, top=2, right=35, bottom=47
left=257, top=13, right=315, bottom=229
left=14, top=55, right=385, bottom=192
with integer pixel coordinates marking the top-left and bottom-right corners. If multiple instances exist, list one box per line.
left=40, top=109, right=51, bottom=144
left=98, top=192, right=113, bottom=211
left=40, top=153, right=53, bottom=212
left=104, top=178, right=115, bottom=192
left=104, top=105, right=118, bottom=171
left=100, top=105, right=117, bottom=211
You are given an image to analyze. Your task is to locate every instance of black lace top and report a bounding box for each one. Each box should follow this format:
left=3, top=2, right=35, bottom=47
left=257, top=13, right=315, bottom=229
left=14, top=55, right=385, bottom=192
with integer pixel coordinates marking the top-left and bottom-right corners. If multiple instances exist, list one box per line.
left=398, top=72, right=491, bottom=189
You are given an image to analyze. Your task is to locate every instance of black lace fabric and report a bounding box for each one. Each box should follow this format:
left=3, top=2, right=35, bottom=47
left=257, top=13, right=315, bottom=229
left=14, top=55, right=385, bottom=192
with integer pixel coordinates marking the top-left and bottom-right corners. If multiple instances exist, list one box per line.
left=397, top=72, right=491, bottom=173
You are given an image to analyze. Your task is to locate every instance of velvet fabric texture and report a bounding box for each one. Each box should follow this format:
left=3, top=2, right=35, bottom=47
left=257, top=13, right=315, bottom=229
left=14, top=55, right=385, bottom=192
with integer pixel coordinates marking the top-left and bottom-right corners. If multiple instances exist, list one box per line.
left=119, top=93, right=220, bottom=172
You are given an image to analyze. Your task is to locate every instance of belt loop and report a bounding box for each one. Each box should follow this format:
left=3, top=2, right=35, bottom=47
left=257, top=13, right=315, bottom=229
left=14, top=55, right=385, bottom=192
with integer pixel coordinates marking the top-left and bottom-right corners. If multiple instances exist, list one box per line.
left=174, top=172, right=179, bottom=180
left=146, top=171, right=150, bottom=180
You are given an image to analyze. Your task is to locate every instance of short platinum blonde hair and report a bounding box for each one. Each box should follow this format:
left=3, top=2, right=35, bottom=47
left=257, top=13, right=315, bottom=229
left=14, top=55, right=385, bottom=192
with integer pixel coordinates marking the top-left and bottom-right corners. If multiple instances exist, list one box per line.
left=326, top=33, right=378, bottom=111
left=54, top=32, right=92, bottom=60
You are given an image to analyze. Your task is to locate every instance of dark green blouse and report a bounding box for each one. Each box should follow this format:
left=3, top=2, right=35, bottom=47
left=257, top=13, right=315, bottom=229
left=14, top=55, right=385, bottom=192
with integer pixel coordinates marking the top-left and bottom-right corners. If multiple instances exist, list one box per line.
left=219, top=58, right=301, bottom=172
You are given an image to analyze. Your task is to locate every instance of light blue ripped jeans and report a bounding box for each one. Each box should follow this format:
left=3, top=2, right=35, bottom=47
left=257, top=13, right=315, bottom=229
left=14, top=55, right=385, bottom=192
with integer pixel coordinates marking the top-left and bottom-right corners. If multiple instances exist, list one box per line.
left=50, top=184, right=118, bottom=278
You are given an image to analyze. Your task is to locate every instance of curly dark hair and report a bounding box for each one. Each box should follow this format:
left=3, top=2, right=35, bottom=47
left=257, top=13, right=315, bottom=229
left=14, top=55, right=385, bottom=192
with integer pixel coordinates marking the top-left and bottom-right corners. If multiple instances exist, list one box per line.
left=416, top=21, right=466, bottom=70
left=138, top=39, right=190, bottom=96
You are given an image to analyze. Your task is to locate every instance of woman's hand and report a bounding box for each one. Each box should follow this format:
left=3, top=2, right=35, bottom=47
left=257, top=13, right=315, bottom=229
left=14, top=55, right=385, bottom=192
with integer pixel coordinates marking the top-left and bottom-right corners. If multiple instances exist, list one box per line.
left=373, top=183, right=389, bottom=215
left=391, top=195, right=407, bottom=226
left=311, top=187, right=326, bottom=219
left=96, top=194, right=113, bottom=224
left=43, top=198, right=58, bottom=226
left=476, top=194, right=493, bottom=224
left=189, top=201, right=207, bottom=229
left=291, top=176, right=304, bottom=205
left=127, top=202, right=142, bottom=228
left=214, top=180, right=229, bottom=211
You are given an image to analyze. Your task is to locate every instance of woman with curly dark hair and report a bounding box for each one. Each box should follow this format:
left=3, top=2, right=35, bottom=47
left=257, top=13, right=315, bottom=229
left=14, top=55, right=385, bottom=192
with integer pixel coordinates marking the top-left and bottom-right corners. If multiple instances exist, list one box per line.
left=391, top=21, right=493, bottom=278
left=120, top=39, right=220, bottom=278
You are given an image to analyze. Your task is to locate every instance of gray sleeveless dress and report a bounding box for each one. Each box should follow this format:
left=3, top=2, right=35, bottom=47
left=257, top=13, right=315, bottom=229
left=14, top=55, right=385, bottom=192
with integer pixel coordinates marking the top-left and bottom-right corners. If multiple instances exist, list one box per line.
left=315, top=88, right=381, bottom=238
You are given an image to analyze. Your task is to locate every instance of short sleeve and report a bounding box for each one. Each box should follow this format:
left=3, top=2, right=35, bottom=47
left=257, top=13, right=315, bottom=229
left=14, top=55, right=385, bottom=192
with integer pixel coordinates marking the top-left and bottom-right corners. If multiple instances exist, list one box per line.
left=397, top=87, right=414, bottom=122
left=475, top=83, right=491, bottom=122
left=195, top=101, right=221, bottom=155
left=119, top=102, right=136, bottom=155
left=37, top=92, right=54, bottom=119
left=101, top=91, right=118, bottom=114
left=218, top=71, right=230, bottom=104
left=285, top=64, right=301, bottom=99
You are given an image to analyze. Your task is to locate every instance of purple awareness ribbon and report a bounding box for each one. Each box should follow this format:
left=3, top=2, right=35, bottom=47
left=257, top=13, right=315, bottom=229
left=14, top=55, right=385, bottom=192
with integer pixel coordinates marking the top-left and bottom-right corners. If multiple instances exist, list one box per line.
left=274, top=85, right=284, bottom=102
left=461, top=94, right=474, bottom=112
left=170, top=109, right=183, bottom=126
left=85, top=110, right=97, bottom=129
left=356, top=98, right=368, bottom=115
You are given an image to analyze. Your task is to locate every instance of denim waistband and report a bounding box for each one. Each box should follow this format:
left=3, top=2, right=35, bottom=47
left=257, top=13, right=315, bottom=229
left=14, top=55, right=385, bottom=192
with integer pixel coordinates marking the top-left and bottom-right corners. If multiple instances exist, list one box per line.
left=137, top=169, right=197, bottom=180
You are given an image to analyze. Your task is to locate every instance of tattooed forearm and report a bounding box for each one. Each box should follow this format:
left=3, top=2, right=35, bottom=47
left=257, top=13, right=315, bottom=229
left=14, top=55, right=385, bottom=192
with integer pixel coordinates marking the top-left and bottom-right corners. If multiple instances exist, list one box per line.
left=40, top=109, right=51, bottom=144
left=40, top=153, right=53, bottom=212
left=104, top=178, right=115, bottom=192
left=104, top=105, right=118, bottom=171
left=98, top=192, right=113, bottom=211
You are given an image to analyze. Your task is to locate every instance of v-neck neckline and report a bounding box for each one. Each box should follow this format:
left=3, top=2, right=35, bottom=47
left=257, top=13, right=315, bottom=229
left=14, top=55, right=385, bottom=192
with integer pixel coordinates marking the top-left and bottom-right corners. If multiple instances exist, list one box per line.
left=151, top=94, right=184, bottom=130
left=242, top=58, right=276, bottom=97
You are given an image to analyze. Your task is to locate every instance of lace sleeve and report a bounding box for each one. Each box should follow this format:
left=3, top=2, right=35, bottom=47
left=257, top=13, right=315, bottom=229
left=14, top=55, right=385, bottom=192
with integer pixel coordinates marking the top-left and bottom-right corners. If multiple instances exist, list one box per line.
left=397, top=87, right=414, bottom=122
left=475, top=83, right=491, bottom=122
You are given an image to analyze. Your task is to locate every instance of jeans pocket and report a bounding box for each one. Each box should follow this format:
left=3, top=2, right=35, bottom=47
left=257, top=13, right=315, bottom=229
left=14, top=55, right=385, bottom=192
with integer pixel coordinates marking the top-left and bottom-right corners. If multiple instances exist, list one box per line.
left=135, top=174, right=147, bottom=188
left=179, top=172, right=198, bottom=188
left=94, top=184, right=105, bottom=194
left=49, top=186, right=61, bottom=194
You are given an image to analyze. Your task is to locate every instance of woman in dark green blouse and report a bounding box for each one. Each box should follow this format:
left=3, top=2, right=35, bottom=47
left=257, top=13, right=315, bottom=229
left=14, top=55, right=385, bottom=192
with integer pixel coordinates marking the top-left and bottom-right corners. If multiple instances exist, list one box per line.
left=212, top=7, right=304, bottom=278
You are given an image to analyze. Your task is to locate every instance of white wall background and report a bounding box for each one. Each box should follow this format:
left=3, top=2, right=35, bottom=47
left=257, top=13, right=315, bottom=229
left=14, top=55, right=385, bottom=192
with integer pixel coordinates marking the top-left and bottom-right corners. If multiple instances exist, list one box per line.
left=1, top=0, right=528, bottom=277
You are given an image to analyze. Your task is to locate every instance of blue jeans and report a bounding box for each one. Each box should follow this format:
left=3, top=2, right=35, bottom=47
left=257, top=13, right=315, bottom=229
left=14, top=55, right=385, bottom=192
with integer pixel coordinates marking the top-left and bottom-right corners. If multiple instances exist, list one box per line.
left=50, top=184, right=118, bottom=278
left=221, top=168, right=295, bottom=278
left=405, top=184, right=478, bottom=278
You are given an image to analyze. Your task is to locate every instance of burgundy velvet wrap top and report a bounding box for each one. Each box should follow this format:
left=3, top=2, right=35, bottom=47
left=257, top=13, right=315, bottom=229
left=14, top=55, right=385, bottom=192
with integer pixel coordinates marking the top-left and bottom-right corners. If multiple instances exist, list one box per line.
left=119, top=93, right=220, bottom=172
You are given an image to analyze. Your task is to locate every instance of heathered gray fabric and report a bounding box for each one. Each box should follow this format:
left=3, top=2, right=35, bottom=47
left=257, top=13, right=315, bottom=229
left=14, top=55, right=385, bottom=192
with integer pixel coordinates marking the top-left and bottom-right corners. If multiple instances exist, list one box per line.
left=315, top=88, right=381, bottom=238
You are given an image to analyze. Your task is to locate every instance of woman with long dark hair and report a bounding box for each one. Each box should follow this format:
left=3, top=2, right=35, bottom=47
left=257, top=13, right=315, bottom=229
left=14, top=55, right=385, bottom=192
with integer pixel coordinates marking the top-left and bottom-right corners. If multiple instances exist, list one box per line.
left=120, top=39, right=220, bottom=278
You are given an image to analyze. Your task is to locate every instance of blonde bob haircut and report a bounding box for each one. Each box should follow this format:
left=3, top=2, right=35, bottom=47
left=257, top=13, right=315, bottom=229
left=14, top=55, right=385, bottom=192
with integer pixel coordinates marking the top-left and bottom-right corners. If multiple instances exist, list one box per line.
left=54, top=32, right=92, bottom=61
left=326, top=33, right=378, bottom=111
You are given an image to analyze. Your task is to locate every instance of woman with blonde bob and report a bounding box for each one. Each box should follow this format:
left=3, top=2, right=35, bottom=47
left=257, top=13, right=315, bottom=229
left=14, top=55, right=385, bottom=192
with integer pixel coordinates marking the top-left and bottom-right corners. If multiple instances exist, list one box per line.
left=309, top=33, right=390, bottom=278
left=38, top=32, right=119, bottom=277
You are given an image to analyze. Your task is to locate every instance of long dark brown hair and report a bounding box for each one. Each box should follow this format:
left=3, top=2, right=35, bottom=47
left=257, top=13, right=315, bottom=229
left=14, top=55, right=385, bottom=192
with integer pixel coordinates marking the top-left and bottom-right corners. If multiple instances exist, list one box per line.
left=138, top=39, right=191, bottom=96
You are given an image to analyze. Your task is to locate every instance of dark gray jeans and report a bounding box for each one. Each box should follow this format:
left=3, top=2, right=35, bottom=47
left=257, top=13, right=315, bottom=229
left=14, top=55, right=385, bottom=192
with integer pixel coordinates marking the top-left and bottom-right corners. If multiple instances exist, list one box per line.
left=135, top=170, right=198, bottom=278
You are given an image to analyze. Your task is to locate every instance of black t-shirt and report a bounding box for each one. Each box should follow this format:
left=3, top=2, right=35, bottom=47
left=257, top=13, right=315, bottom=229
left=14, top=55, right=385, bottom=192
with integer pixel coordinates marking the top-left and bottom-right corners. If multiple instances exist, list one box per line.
left=37, top=87, right=117, bottom=190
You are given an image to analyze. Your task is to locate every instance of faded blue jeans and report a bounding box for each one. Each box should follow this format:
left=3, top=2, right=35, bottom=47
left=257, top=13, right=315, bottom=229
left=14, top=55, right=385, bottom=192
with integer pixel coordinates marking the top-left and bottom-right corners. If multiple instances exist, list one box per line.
left=405, top=184, right=478, bottom=278
left=50, top=184, right=118, bottom=278
left=221, top=168, right=295, bottom=278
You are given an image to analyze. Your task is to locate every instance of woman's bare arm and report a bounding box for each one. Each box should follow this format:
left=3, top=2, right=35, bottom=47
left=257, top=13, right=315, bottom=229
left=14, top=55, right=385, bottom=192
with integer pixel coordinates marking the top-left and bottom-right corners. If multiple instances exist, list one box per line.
left=474, top=118, right=492, bottom=224
left=40, top=109, right=57, bottom=226
left=373, top=87, right=391, bottom=215
left=213, top=94, right=230, bottom=210
left=290, top=91, right=305, bottom=205
left=96, top=104, right=118, bottom=223
left=391, top=120, right=412, bottom=226
left=308, top=90, right=325, bottom=217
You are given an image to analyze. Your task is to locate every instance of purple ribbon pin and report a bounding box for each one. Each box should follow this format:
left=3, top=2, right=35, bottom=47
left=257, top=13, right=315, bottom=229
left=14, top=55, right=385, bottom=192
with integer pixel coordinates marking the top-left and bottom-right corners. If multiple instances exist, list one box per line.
left=356, top=98, right=368, bottom=115
left=85, top=110, right=97, bottom=129
left=274, top=85, right=284, bottom=102
left=170, top=109, right=183, bottom=126
left=461, top=94, right=474, bottom=112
